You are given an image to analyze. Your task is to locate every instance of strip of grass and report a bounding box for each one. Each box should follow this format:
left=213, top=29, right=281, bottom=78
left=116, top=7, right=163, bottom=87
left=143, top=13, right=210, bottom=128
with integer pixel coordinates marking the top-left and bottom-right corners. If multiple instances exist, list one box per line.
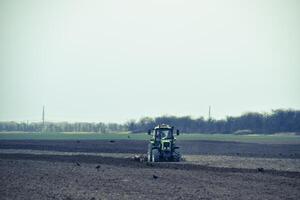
left=177, top=133, right=300, bottom=144
left=0, top=132, right=136, bottom=140
left=0, top=132, right=299, bottom=144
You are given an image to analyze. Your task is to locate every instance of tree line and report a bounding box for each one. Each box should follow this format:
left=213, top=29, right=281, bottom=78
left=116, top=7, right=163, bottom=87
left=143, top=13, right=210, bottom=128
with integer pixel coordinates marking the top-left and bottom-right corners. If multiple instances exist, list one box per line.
left=0, top=122, right=126, bottom=133
left=0, top=109, right=299, bottom=134
left=128, top=109, right=300, bottom=134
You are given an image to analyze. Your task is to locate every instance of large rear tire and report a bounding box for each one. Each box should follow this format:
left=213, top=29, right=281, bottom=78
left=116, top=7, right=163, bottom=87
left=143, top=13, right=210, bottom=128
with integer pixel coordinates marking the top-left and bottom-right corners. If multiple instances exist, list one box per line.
left=173, top=151, right=181, bottom=162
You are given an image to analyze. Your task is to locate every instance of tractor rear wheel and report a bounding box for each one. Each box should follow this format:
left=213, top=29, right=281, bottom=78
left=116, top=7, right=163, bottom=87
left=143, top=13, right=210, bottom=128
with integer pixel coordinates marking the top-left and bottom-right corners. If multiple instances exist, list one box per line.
left=173, top=151, right=181, bottom=162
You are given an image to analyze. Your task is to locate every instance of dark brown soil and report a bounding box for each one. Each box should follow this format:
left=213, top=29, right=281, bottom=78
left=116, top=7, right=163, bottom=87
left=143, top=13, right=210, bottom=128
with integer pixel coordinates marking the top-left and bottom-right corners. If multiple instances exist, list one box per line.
left=0, top=140, right=300, bottom=199
left=0, top=154, right=299, bottom=200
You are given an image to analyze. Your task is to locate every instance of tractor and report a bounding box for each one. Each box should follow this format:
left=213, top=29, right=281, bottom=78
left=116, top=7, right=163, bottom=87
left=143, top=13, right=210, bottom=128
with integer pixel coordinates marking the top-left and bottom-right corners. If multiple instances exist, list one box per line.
left=147, top=124, right=181, bottom=162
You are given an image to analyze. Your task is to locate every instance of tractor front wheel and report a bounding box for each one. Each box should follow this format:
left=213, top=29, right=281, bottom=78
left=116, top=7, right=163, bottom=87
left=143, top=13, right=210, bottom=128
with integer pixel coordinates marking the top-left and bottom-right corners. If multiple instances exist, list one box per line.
left=152, top=149, right=160, bottom=162
left=147, top=144, right=153, bottom=162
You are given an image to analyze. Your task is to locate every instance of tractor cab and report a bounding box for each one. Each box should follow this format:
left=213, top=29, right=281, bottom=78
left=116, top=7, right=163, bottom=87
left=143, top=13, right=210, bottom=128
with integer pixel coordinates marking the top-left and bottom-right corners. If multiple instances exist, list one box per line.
left=148, top=124, right=179, bottom=140
left=155, top=128, right=172, bottom=140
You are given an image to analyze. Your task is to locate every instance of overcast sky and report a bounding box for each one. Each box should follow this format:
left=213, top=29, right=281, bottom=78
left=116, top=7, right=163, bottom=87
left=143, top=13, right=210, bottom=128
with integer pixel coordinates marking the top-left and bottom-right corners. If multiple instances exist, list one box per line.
left=0, top=0, right=299, bottom=123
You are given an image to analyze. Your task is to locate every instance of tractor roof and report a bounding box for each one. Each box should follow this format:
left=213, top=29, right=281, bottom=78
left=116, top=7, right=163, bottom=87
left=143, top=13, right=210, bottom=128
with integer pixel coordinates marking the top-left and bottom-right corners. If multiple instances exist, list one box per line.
left=154, top=124, right=172, bottom=129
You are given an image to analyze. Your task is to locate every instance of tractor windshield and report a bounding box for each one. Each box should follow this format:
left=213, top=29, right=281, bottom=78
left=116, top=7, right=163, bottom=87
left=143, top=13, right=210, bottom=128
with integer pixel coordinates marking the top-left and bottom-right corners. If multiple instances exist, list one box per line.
left=156, top=129, right=172, bottom=139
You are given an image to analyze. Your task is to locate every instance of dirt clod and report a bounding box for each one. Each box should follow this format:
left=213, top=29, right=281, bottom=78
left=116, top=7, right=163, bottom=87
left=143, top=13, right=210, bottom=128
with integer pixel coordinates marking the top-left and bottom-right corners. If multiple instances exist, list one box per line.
left=96, top=165, right=101, bottom=170
left=257, top=168, right=264, bottom=172
left=152, top=175, right=158, bottom=179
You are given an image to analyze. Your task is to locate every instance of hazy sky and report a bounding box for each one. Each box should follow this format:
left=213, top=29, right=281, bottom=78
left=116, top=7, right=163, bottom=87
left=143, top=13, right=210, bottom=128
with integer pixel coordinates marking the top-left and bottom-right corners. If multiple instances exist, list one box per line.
left=0, top=0, right=299, bottom=123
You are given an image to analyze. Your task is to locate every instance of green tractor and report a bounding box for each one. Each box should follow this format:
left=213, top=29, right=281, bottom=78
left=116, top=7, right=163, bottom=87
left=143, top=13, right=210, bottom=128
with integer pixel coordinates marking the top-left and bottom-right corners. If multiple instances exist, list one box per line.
left=147, top=124, right=181, bottom=162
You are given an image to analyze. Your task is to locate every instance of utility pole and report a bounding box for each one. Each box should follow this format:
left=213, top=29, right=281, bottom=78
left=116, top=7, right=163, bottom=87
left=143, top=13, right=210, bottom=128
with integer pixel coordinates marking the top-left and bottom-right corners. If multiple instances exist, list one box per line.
left=42, top=105, right=45, bottom=131
left=208, top=105, right=211, bottom=120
